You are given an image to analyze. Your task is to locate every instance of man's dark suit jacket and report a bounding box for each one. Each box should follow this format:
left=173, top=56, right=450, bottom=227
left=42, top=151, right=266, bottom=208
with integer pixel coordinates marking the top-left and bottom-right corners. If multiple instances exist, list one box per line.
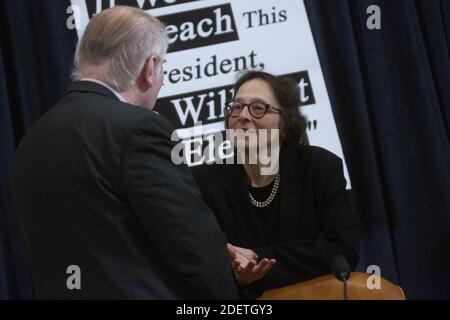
left=192, top=145, right=359, bottom=294
left=12, top=81, right=238, bottom=299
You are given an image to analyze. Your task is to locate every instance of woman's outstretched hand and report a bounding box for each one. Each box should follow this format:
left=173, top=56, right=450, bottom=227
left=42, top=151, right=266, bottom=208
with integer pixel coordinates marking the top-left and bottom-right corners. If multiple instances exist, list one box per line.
left=227, top=243, right=276, bottom=286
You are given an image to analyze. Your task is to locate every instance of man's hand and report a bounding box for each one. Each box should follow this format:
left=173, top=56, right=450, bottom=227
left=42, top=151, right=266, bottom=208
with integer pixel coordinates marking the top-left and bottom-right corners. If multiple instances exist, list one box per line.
left=227, top=243, right=276, bottom=286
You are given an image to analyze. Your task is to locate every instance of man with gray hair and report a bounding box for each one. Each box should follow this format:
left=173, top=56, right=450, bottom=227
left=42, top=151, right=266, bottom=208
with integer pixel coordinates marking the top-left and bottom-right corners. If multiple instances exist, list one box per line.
left=12, top=6, right=237, bottom=299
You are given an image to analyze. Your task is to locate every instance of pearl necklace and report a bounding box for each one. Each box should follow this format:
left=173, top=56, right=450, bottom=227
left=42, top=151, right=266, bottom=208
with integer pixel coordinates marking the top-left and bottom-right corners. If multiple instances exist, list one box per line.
left=248, top=173, right=280, bottom=208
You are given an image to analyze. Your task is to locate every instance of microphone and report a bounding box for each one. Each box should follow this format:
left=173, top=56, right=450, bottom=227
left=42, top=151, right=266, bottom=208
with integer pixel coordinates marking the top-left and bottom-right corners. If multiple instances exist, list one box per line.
left=330, top=255, right=351, bottom=300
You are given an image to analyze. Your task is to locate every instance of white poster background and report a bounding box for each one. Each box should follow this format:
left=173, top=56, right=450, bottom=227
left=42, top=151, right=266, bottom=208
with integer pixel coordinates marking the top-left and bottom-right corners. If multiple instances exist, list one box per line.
left=70, top=0, right=351, bottom=188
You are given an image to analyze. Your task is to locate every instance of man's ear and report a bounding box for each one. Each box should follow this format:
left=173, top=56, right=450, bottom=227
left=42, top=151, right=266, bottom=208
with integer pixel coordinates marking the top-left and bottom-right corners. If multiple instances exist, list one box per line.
left=140, top=55, right=158, bottom=90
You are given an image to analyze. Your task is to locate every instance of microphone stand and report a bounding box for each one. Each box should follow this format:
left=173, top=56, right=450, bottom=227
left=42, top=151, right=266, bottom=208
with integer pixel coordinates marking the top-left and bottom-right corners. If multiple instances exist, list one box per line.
left=341, top=272, right=349, bottom=300
left=331, top=255, right=351, bottom=301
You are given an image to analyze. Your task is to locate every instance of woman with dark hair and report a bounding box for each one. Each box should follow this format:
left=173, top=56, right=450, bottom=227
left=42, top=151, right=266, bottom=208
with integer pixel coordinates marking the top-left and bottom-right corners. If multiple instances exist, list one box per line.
left=192, top=71, right=359, bottom=298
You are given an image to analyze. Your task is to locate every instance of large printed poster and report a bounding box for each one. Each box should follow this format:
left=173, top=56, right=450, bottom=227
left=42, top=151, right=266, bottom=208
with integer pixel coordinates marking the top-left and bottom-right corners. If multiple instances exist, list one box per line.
left=70, top=0, right=351, bottom=187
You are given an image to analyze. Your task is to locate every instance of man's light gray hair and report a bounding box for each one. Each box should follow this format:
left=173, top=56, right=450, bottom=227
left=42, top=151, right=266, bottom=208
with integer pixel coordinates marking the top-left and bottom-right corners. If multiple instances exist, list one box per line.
left=72, top=6, right=168, bottom=91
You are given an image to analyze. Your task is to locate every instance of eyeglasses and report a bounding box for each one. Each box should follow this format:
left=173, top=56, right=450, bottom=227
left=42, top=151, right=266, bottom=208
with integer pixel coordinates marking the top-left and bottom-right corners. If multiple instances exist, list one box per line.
left=225, top=101, right=284, bottom=119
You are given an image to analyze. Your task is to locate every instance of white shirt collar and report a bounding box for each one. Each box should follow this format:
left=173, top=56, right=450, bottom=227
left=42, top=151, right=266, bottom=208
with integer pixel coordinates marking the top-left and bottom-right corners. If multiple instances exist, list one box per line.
left=81, top=78, right=127, bottom=103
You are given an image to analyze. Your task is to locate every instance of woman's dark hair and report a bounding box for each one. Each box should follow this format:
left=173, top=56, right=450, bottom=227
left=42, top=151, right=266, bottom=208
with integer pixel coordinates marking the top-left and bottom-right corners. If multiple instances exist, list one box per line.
left=225, top=71, right=308, bottom=146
